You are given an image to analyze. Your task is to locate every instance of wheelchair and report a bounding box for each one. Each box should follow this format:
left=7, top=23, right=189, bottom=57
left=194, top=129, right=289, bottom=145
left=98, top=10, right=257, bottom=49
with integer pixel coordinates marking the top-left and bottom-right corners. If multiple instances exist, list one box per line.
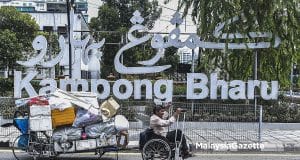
left=140, top=110, right=190, bottom=160
left=139, top=129, right=173, bottom=160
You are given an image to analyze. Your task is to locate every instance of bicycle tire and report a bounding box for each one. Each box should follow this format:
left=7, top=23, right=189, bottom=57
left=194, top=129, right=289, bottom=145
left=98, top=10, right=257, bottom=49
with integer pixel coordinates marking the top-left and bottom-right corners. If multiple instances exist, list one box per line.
left=12, top=134, right=41, bottom=160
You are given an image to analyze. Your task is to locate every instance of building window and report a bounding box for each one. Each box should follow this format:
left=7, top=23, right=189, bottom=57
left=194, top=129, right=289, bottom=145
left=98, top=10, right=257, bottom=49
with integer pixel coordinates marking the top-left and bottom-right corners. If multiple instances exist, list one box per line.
left=180, top=52, right=192, bottom=64
left=38, top=3, right=44, bottom=7
left=47, top=3, right=66, bottom=12
left=57, top=26, right=67, bottom=37
left=43, top=26, right=53, bottom=32
left=16, top=7, right=35, bottom=12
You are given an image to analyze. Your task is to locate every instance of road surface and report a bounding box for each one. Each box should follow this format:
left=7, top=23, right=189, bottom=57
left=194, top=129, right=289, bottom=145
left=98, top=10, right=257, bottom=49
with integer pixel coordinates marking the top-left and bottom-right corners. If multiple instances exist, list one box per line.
left=0, top=150, right=299, bottom=160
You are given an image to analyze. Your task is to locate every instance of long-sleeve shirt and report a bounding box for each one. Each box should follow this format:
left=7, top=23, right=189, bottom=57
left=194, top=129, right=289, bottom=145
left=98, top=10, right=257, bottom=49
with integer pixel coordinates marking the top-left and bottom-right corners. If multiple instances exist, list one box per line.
left=150, top=114, right=176, bottom=137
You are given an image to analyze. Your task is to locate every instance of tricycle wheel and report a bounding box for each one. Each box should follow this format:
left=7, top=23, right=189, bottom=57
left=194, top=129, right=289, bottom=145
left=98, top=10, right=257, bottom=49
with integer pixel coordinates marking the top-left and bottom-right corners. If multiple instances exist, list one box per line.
left=12, top=134, right=41, bottom=160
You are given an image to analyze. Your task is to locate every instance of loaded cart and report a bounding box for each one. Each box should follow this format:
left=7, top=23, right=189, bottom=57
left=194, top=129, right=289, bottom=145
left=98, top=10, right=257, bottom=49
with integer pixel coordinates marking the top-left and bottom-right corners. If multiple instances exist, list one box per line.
left=11, top=89, right=129, bottom=160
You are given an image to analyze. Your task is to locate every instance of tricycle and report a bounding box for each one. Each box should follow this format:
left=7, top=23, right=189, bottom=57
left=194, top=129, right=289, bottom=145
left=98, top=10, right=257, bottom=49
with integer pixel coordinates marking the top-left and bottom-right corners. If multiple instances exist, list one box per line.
left=8, top=89, right=129, bottom=160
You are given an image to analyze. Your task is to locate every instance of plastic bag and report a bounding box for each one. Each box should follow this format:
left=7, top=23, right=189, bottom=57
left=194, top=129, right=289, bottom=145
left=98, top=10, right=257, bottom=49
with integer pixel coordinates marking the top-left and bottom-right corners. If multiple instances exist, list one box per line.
left=72, top=108, right=102, bottom=128
left=52, top=127, right=82, bottom=143
left=13, top=111, right=28, bottom=134
left=28, top=96, right=49, bottom=106
left=85, top=119, right=116, bottom=138
left=14, top=118, right=28, bottom=134
left=18, top=134, right=29, bottom=148
left=15, top=99, right=29, bottom=107
left=48, top=96, right=73, bottom=111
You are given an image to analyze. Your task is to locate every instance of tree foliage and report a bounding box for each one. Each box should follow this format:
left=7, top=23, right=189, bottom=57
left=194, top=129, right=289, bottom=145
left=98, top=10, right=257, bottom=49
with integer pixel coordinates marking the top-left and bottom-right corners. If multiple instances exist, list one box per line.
left=0, top=7, right=39, bottom=50
left=90, top=0, right=164, bottom=77
left=0, top=29, right=22, bottom=70
left=158, top=46, right=180, bottom=76
left=171, top=0, right=299, bottom=88
left=0, top=7, right=39, bottom=72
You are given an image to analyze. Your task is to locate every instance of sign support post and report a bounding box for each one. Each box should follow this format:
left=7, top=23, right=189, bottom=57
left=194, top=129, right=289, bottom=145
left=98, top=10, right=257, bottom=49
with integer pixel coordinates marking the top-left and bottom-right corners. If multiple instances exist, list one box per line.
left=66, top=0, right=73, bottom=78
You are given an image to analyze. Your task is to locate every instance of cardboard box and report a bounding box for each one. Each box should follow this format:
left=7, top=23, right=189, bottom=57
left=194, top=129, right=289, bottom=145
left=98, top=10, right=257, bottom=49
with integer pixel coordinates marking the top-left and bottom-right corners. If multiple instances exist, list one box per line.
left=75, top=139, right=97, bottom=151
left=51, top=107, right=75, bottom=128
left=29, top=116, right=52, bottom=131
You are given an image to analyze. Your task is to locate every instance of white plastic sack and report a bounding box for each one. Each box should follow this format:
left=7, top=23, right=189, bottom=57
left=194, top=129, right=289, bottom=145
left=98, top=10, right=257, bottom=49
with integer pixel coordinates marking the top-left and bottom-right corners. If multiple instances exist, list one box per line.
left=85, top=120, right=116, bottom=138
left=72, top=108, right=102, bottom=128
left=52, top=127, right=82, bottom=143
left=49, top=96, right=72, bottom=111
left=52, top=89, right=99, bottom=114
left=70, top=92, right=100, bottom=109
left=114, top=115, right=129, bottom=131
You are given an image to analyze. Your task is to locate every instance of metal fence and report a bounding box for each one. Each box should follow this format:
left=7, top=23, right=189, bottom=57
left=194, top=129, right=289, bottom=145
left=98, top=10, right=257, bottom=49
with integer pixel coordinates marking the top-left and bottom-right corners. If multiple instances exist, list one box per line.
left=119, top=100, right=262, bottom=144
left=0, top=97, right=20, bottom=143
left=0, top=97, right=262, bottom=146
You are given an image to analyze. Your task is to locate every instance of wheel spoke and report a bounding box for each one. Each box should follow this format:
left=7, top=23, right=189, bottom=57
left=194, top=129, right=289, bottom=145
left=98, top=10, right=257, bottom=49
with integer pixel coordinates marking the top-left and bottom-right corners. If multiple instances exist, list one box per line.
left=142, top=139, right=171, bottom=160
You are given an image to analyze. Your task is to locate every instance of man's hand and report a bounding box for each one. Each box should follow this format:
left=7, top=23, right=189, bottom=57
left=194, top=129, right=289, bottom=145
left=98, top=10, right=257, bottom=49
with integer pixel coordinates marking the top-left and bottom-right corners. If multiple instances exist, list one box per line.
left=176, top=108, right=183, bottom=114
left=173, top=108, right=183, bottom=118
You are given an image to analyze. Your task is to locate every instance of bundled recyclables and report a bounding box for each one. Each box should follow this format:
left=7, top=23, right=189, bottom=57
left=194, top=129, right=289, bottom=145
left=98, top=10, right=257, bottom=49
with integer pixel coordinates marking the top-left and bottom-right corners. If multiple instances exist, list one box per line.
left=52, top=127, right=82, bottom=143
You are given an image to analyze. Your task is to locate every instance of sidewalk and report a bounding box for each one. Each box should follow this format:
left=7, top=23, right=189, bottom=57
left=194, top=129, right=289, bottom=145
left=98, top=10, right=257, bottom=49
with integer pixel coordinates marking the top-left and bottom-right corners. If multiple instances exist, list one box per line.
left=1, top=126, right=300, bottom=152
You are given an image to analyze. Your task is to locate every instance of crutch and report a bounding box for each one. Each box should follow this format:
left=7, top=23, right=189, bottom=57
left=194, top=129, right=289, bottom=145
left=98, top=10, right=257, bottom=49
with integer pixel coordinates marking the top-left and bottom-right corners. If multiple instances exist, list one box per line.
left=174, top=109, right=187, bottom=160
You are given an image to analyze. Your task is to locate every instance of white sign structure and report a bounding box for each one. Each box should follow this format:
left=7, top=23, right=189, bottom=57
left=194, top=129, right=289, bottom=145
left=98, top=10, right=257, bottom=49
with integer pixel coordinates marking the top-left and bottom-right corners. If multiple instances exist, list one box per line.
left=114, top=11, right=171, bottom=74
left=115, top=11, right=280, bottom=74
left=14, top=10, right=281, bottom=101
left=17, top=8, right=105, bottom=77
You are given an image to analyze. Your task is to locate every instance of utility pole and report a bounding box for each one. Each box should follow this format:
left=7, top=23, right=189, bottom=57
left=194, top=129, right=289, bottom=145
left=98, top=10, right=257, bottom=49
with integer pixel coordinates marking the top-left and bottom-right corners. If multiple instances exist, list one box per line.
left=66, top=0, right=74, bottom=78
left=191, top=48, right=195, bottom=116
left=254, top=50, right=258, bottom=118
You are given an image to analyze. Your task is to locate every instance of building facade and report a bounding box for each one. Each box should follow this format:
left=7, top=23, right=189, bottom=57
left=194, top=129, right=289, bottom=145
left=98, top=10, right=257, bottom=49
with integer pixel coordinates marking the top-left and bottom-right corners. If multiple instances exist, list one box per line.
left=0, top=0, right=88, bottom=30
left=0, top=0, right=87, bottom=13
left=0, top=0, right=91, bottom=79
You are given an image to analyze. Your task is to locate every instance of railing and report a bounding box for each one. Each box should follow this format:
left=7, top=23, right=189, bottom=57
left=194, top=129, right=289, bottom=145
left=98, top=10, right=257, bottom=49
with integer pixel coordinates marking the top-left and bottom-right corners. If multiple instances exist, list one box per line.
left=119, top=101, right=262, bottom=143
left=0, top=97, right=263, bottom=145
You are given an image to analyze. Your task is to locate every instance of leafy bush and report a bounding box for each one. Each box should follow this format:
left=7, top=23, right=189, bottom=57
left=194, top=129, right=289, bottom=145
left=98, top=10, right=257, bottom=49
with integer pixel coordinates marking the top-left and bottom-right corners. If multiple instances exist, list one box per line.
left=264, top=102, right=300, bottom=123
left=0, top=97, right=16, bottom=118
left=0, top=78, right=42, bottom=97
left=0, top=78, right=13, bottom=96
left=173, top=85, right=186, bottom=95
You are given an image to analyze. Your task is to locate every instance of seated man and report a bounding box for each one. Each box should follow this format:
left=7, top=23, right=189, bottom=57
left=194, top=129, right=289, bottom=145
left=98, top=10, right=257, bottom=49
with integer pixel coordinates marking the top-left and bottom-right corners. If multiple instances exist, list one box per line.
left=150, top=105, right=192, bottom=158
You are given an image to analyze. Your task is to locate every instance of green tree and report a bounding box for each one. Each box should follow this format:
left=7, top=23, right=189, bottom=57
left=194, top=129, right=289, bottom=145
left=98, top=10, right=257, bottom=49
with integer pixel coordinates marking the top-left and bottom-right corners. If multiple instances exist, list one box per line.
left=0, top=7, right=39, bottom=74
left=0, top=30, right=22, bottom=73
left=90, top=0, right=163, bottom=77
left=170, top=0, right=299, bottom=88
left=158, top=46, right=179, bottom=77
